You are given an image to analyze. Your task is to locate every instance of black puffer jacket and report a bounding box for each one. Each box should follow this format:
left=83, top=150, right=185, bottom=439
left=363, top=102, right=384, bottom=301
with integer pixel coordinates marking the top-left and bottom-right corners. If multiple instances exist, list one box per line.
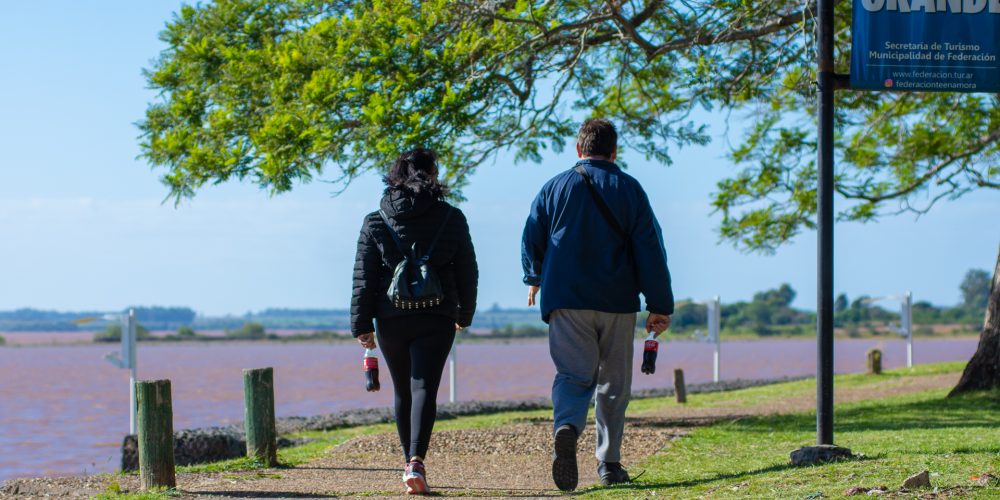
left=351, top=188, right=478, bottom=336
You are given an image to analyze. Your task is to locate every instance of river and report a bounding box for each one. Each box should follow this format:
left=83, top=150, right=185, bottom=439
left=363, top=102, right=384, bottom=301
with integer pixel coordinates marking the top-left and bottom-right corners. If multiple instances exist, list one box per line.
left=0, top=336, right=977, bottom=481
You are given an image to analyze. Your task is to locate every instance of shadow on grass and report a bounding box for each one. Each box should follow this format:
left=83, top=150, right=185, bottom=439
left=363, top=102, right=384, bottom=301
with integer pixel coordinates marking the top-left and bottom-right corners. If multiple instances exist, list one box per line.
left=625, top=415, right=736, bottom=428
left=602, top=454, right=880, bottom=494
left=604, top=462, right=797, bottom=492
left=198, top=492, right=336, bottom=498
left=288, top=465, right=399, bottom=472
left=715, top=390, right=1000, bottom=435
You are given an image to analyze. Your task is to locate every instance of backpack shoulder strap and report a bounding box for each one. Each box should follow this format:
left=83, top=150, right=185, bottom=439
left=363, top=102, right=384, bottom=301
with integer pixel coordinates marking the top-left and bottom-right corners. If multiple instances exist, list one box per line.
left=378, top=210, right=408, bottom=256
left=421, top=206, right=453, bottom=261
left=379, top=207, right=453, bottom=261
left=574, top=164, right=628, bottom=240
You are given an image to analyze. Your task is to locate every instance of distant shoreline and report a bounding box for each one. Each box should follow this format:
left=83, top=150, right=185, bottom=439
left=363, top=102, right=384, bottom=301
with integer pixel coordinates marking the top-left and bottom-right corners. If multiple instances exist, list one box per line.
left=0, top=328, right=981, bottom=348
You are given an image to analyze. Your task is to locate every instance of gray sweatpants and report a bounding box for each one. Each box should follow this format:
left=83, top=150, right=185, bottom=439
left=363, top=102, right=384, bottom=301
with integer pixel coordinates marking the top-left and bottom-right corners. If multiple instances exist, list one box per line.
left=549, top=308, right=636, bottom=463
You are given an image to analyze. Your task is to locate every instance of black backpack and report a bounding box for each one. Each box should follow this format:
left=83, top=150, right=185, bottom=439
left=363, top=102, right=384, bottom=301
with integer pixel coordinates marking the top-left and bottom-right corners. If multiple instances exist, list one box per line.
left=378, top=207, right=452, bottom=310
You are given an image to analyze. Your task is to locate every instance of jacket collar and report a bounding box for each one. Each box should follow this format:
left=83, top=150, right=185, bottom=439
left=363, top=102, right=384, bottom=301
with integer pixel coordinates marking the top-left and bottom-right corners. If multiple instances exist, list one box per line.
left=576, top=158, right=620, bottom=171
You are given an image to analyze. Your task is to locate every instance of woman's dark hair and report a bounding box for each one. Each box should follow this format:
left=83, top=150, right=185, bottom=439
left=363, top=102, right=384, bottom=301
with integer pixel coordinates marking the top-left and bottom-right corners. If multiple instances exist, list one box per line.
left=383, top=148, right=449, bottom=199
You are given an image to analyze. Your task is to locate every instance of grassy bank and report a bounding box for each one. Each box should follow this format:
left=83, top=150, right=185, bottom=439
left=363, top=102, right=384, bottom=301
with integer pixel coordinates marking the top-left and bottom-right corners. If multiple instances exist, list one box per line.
left=612, top=390, right=1000, bottom=498
left=90, top=361, right=1000, bottom=499
left=588, top=362, right=1000, bottom=498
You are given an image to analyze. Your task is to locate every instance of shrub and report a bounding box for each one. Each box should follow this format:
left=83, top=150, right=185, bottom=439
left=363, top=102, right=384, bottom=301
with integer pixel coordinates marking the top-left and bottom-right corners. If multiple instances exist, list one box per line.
left=227, top=322, right=267, bottom=340
left=94, top=323, right=151, bottom=342
left=489, top=324, right=547, bottom=337
left=176, top=326, right=197, bottom=338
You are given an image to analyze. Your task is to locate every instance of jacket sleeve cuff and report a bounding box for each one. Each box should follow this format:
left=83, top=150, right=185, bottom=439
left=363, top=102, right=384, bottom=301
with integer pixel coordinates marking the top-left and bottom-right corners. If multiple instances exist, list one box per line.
left=523, top=275, right=541, bottom=286
left=458, top=314, right=474, bottom=328
left=351, top=322, right=375, bottom=337
left=646, top=305, right=674, bottom=316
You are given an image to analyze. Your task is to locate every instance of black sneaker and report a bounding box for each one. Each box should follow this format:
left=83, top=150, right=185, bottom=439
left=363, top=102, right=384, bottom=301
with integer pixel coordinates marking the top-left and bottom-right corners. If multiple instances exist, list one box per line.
left=598, top=461, right=630, bottom=486
left=552, top=424, right=579, bottom=491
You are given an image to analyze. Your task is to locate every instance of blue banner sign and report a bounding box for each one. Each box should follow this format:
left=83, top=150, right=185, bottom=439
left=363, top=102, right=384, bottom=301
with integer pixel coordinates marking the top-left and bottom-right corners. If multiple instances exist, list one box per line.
left=851, top=0, right=1000, bottom=92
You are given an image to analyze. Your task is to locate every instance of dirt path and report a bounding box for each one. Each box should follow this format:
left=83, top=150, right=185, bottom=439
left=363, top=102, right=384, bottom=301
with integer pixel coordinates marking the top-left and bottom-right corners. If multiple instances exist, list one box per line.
left=0, top=373, right=959, bottom=499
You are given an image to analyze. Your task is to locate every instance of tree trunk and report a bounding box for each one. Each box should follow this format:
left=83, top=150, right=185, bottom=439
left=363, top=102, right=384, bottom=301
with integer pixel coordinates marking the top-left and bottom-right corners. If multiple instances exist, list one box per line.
left=949, top=243, right=1000, bottom=396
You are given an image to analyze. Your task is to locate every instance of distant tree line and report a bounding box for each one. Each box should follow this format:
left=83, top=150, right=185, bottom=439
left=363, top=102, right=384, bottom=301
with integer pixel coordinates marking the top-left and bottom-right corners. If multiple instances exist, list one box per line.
left=669, top=269, right=990, bottom=336
left=93, top=321, right=348, bottom=343
left=0, top=306, right=197, bottom=331
left=5, top=269, right=991, bottom=337
left=131, top=306, right=196, bottom=326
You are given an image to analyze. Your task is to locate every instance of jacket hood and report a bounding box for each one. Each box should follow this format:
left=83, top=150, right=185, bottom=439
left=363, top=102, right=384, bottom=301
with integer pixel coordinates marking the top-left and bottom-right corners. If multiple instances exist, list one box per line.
left=380, top=187, right=439, bottom=220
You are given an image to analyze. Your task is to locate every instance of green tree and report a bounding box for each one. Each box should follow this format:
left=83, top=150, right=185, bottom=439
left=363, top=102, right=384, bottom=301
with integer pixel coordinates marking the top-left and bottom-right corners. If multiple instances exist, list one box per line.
left=94, top=323, right=152, bottom=342
left=227, top=322, right=267, bottom=340
left=142, top=2, right=997, bottom=388
left=176, top=325, right=198, bottom=338
left=141, top=1, right=994, bottom=211
left=0, top=334, right=6, bottom=346
left=834, top=294, right=848, bottom=314
left=670, top=302, right=708, bottom=330
left=961, top=269, right=991, bottom=311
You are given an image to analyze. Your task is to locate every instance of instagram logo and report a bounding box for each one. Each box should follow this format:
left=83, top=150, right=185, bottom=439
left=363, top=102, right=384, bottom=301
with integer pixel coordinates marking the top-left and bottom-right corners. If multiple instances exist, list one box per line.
left=884, top=78, right=893, bottom=88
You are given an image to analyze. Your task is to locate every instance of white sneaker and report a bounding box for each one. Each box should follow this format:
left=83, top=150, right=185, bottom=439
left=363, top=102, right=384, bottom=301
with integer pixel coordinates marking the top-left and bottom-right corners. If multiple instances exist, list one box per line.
left=403, top=459, right=429, bottom=495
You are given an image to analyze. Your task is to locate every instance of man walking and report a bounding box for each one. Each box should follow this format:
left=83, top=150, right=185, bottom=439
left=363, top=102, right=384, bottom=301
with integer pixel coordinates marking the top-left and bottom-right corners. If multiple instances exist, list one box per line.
left=521, top=118, right=674, bottom=491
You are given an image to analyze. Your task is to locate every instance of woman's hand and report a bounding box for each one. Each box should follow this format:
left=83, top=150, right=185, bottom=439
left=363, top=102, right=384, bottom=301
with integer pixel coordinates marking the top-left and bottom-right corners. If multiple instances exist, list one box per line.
left=357, top=332, right=376, bottom=349
left=455, top=323, right=464, bottom=333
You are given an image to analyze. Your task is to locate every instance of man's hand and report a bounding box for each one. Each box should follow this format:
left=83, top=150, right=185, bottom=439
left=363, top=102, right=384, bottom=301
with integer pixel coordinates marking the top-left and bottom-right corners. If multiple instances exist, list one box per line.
left=456, top=323, right=464, bottom=333
left=646, top=313, right=671, bottom=337
left=527, top=285, right=540, bottom=306
left=357, top=332, right=376, bottom=349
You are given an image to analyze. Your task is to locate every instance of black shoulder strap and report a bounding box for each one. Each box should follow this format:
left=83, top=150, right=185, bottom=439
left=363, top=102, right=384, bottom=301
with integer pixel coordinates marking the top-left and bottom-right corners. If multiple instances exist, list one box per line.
left=378, top=210, right=407, bottom=256
left=378, top=207, right=453, bottom=261
left=575, top=164, right=628, bottom=240
left=423, top=207, right=453, bottom=261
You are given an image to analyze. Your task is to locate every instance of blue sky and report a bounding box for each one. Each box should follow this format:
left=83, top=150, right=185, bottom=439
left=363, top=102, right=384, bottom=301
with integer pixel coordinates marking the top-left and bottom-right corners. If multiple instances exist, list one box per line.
left=0, top=1, right=996, bottom=316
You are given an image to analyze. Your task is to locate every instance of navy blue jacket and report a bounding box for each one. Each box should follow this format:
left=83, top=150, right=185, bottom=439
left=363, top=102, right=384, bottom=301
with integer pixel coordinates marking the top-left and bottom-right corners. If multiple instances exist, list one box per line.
left=521, top=159, right=674, bottom=322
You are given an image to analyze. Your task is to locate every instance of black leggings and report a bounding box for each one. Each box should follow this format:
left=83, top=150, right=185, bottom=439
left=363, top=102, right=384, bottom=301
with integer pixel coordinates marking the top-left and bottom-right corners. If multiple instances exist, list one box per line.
left=375, top=314, right=455, bottom=462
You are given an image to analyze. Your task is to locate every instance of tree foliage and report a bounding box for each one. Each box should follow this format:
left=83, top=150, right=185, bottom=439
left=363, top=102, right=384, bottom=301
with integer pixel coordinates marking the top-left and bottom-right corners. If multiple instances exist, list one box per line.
left=94, top=323, right=152, bottom=342
left=961, top=269, right=992, bottom=311
left=226, top=321, right=268, bottom=339
left=142, top=0, right=997, bottom=251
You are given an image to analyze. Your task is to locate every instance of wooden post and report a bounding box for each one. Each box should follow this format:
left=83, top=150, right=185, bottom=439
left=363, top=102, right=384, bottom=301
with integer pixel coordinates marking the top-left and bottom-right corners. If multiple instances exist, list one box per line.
left=243, top=367, right=278, bottom=466
left=866, top=349, right=883, bottom=375
left=673, top=369, right=687, bottom=404
left=136, top=379, right=175, bottom=490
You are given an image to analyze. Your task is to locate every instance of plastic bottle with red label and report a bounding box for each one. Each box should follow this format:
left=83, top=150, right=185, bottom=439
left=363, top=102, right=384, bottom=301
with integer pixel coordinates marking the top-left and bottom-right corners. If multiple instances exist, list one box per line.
left=640, top=333, right=658, bottom=375
left=364, top=348, right=380, bottom=392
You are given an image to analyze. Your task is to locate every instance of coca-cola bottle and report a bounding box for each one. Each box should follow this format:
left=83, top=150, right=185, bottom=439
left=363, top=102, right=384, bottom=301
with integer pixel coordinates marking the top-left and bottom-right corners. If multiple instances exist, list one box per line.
left=641, top=333, right=658, bottom=375
left=364, top=348, right=380, bottom=392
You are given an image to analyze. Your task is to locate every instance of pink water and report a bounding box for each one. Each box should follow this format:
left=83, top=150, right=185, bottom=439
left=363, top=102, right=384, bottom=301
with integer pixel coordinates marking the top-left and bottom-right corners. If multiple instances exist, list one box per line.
left=0, top=337, right=977, bottom=481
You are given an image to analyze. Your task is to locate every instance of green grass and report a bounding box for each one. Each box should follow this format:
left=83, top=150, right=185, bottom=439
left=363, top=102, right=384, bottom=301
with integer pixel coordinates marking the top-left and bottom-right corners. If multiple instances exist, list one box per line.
left=174, top=422, right=396, bottom=474
left=152, top=360, right=993, bottom=499
left=584, top=366, right=1000, bottom=498
left=94, top=480, right=180, bottom=499
left=627, top=361, right=968, bottom=414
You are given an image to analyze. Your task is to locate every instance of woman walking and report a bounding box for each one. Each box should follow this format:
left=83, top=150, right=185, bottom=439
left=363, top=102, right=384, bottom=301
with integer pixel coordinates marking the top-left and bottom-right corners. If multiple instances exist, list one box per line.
left=351, top=148, right=478, bottom=495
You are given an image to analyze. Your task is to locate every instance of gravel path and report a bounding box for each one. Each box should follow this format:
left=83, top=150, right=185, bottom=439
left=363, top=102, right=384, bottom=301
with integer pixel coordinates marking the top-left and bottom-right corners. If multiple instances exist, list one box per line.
left=0, top=373, right=959, bottom=499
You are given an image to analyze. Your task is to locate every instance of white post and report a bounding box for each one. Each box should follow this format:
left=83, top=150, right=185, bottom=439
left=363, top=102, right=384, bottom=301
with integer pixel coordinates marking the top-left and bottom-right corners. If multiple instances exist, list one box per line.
left=712, top=296, right=721, bottom=383
left=903, top=291, right=913, bottom=368
left=127, top=308, right=137, bottom=435
left=448, top=343, right=457, bottom=403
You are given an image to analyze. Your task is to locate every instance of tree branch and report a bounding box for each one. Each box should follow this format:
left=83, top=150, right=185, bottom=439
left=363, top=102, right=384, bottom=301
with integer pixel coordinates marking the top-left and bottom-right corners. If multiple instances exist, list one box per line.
left=648, top=1, right=827, bottom=58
